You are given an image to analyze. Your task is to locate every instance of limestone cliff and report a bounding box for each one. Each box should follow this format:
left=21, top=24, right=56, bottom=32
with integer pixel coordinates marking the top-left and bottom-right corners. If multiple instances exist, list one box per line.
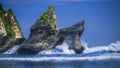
left=5, top=9, right=23, bottom=38
left=17, top=6, right=85, bottom=54
left=0, top=4, right=25, bottom=53
left=0, top=18, right=7, bottom=36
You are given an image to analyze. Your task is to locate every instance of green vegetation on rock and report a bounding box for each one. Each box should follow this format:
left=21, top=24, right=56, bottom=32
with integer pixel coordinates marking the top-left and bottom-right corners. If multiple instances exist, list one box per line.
left=49, top=19, right=56, bottom=29
left=48, top=6, right=54, bottom=10
left=6, top=27, right=15, bottom=38
left=35, top=6, right=57, bottom=30
left=0, top=5, right=15, bottom=39
left=8, top=9, right=23, bottom=37
left=1, top=15, right=15, bottom=39
left=8, top=9, right=19, bottom=24
left=48, top=6, right=54, bottom=13
left=0, top=4, right=22, bottom=39
left=40, top=11, right=50, bottom=21
left=36, top=6, right=54, bottom=21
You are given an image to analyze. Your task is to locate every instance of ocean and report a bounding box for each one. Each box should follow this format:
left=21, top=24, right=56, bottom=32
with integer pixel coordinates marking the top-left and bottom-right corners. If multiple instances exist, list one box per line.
left=0, top=53, right=120, bottom=68
left=0, top=41, right=120, bottom=68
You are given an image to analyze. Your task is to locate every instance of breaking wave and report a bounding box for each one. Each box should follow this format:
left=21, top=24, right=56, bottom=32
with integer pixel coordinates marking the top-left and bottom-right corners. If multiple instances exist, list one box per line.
left=0, top=41, right=120, bottom=61
left=38, top=41, right=75, bottom=54
left=3, top=46, right=20, bottom=54
left=38, top=41, right=120, bottom=54
left=0, top=53, right=120, bottom=61
left=0, top=56, right=119, bottom=61
left=3, top=41, right=120, bottom=55
left=82, top=41, right=120, bottom=53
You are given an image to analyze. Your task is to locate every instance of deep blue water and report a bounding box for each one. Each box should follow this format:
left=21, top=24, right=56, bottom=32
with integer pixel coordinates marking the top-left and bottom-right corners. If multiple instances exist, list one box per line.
left=1, top=41, right=120, bottom=68
left=0, top=59, right=120, bottom=68
left=0, top=52, right=120, bottom=68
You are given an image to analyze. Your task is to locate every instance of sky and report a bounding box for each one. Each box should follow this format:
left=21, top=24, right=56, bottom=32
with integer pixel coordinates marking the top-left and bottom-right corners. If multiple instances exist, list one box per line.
left=0, top=0, right=120, bottom=47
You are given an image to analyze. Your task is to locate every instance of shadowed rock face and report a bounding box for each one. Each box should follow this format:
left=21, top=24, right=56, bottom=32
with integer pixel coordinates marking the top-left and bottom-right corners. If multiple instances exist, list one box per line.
left=17, top=6, right=85, bottom=54
left=17, top=19, right=85, bottom=54
left=58, top=21, right=85, bottom=53
left=0, top=4, right=85, bottom=54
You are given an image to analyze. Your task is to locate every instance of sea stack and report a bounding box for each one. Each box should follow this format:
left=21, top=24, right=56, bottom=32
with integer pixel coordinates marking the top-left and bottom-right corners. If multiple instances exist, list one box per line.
left=17, top=6, right=85, bottom=54
left=0, top=4, right=25, bottom=53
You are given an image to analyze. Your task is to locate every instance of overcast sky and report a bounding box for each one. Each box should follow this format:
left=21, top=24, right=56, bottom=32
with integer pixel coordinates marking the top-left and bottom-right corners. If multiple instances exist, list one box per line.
left=0, top=0, right=120, bottom=47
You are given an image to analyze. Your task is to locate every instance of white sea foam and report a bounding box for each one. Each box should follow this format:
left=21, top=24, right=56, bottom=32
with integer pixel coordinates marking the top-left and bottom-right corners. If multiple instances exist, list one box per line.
left=39, top=41, right=120, bottom=54
left=0, top=54, right=120, bottom=61
left=38, top=41, right=75, bottom=54
left=1, top=41, right=120, bottom=61
left=3, top=41, right=120, bottom=54
left=82, top=41, right=120, bottom=53
left=3, top=46, right=20, bottom=54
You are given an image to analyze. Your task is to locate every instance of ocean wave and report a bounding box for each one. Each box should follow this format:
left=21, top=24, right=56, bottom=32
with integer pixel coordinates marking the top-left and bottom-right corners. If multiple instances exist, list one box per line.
left=82, top=41, right=120, bottom=53
left=3, top=46, right=20, bottom=54
left=38, top=41, right=120, bottom=54
left=38, top=41, right=75, bottom=54
left=3, top=41, right=120, bottom=55
left=0, top=54, right=120, bottom=61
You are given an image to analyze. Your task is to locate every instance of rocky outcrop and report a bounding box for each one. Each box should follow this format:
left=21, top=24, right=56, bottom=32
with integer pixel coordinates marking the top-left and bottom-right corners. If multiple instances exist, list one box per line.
left=0, top=4, right=84, bottom=54
left=0, top=18, right=7, bottom=37
left=5, top=9, right=23, bottom=38
left=17, top=6, right=85, bottom=54
left=0, top=4, right=25, bottom=53
left=58, top=21, right=84, bottom=53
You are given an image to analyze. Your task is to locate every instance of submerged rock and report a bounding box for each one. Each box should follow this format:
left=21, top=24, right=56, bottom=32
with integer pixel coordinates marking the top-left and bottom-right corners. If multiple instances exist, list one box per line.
left=17, top=6, right=85, bottom=54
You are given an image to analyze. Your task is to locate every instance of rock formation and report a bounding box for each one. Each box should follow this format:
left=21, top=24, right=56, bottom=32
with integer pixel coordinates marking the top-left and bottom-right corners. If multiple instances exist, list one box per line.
left=17, top=6, right=85, bottom=54
left=0, top=4, right=25, bottom=53
left=0, top=4, right=84, bottom=54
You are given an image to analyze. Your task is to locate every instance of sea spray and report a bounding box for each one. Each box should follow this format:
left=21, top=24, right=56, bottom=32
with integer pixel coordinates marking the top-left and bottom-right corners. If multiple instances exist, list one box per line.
left=82, top=41, right=120, bottom=53
left=38, top=41, right=75, bottom=54
left=1, top=41, right=120, bottom=62
left=109, top=41, right=120, bottom=51
left=2, top=41, right=120, bottom=54
left=3, top=46, right=20, bottom=54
